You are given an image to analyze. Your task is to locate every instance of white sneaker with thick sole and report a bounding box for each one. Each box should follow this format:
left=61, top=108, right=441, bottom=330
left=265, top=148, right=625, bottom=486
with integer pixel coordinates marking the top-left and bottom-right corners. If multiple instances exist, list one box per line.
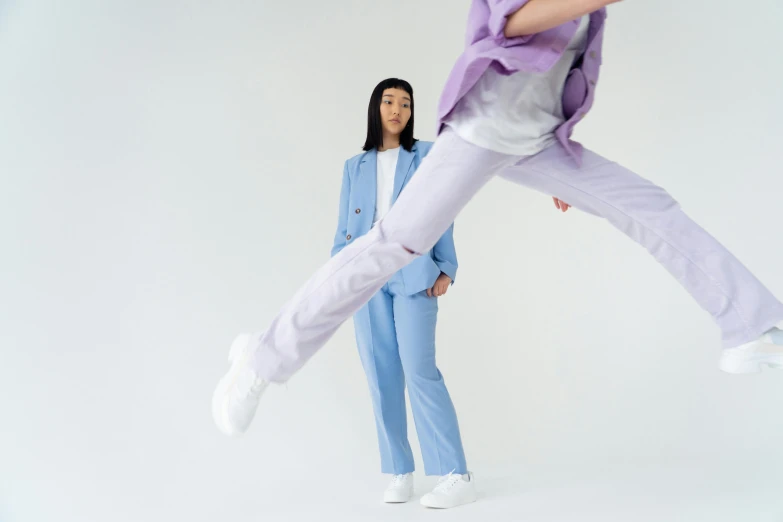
left=212, top=333, right=268, bottom=436
left=420, top=472, right=476, bottom=509
left=384, top=473, right=414, bottom=503
left=720, top=327, right=783, bottom=374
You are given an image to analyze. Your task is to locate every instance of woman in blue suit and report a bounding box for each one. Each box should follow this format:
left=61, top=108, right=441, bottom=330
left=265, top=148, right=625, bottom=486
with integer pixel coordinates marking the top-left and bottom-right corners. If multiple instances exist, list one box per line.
left=331, top=78, right=473, bottom=507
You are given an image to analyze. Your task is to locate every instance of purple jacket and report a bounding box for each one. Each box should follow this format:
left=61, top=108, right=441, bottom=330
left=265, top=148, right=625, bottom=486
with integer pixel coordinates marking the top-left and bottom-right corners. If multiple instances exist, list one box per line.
left=437, top=1, right=608, bottom=164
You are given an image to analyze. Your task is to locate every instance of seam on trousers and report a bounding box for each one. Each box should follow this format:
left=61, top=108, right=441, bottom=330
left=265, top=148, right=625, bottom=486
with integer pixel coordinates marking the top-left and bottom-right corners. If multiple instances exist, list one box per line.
left=365, top=303, right=389, bottom=472
left=434, top=386, right=443, bottom=475
left=408, top=381, right=443, bottom=476
left=525, top=162, right=755, bottom=342
left=387, top=289, right=411, bottom=474
left=408, top=292, right=444, bottom=476
left=435, top=376, right=448, bottom=475
left=431, top=319, right=446, bottom=475
left=263, top=226, right=414, bottom=382
left=298, top=228, right=388, bottom=305
left=365, top=294, right=408, bottom=474
left=286, top=225, right=406, bottom=327
left=377, top=217, right=425, bottom=257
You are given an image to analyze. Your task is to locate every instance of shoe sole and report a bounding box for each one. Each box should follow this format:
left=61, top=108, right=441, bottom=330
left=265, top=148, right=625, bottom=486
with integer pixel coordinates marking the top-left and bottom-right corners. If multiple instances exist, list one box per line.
left=420, top=486, right=477, bottom=509
left=384, top=490, right=414, bottom=504
left=420, top=494, right=477, bottom=510
left=211, top=333, right=252, bottom=437
left=719, top=348, right=783, bottom=374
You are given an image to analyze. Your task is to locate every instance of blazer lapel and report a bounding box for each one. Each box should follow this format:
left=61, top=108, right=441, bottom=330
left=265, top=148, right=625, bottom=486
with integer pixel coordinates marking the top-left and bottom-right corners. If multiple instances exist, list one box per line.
left=357, top=149, right=377, bottom=228
left=391, top=145, right=415, bottom=204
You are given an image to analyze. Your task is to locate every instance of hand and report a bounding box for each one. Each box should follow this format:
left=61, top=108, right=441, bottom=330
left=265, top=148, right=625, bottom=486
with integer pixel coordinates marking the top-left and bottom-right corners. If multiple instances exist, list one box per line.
left=553, top=197, right=571, bottom=213
left=427, top=273, right=452, bottom=298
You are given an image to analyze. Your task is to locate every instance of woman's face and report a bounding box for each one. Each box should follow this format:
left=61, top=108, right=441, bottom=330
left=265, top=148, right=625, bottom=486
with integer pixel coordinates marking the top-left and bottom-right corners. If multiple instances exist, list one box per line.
left=379, top=88, right=411, bottom=138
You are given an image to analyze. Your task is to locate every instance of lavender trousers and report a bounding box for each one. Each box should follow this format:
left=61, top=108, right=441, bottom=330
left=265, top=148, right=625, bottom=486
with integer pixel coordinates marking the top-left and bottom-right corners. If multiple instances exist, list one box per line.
left=253, top=129, right=783, bottom=382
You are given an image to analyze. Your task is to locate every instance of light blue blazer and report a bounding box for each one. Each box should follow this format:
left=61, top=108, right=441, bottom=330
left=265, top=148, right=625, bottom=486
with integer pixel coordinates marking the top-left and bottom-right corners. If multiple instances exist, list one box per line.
left=331, top=141, right=458, bottom=296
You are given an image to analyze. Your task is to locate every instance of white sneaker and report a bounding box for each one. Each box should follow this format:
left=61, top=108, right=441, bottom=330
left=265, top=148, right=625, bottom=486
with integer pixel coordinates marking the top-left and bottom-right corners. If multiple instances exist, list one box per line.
left=212, top=333, right=269, bottom=436
left=384, top=473, right=414, bottom=503
left=420, top=472, right=476, bottom=509
left=720, top=327, right=783, bottom=374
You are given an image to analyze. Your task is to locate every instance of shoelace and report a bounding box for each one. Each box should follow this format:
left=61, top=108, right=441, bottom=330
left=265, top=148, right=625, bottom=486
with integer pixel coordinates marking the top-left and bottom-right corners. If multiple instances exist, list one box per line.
left=233, top=344, right=267, bottom=398
left=248, top=379, right=266, bottom=395
left=433, top=471, right=462, bottom=493
left=389, top=474, right=409, bottom=488
left=236, top=369, right=267, bottom=398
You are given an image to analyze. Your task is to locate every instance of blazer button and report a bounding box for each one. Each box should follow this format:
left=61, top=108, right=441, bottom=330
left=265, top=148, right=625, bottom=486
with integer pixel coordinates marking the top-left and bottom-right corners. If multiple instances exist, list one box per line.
left=355, top=208, right=361, bottom=214
left=589, top=79, right=596, bottom=86
left=346, top=234, right=352, bottom=241
left=589, top=51, right=597, bottom=60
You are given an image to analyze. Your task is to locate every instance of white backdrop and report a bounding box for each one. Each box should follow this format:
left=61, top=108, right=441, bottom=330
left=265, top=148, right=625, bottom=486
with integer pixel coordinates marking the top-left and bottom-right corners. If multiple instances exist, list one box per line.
left=2, top=1, right=783, bottom=521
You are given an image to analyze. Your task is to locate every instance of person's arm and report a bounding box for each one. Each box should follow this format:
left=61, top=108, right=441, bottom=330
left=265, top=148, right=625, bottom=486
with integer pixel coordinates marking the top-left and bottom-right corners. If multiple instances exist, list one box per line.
left=504, top=0, right=621, bottom=38
left=427, top=223, right=458, bottom=297
left=431, top=223, right=458, bottom=285
left=330, top=161, right=351, bottom=257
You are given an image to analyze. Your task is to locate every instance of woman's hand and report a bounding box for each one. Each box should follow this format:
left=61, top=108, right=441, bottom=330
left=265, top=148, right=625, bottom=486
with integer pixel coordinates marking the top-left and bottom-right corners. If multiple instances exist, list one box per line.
left=553, top=197, right=571, bottom=213
left=427, top=273, right=452, bottom=298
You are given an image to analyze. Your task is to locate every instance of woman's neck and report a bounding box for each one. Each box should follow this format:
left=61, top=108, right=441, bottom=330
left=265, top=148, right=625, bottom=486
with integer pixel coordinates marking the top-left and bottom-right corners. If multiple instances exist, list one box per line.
left=379, top=132, right=400, bottom=152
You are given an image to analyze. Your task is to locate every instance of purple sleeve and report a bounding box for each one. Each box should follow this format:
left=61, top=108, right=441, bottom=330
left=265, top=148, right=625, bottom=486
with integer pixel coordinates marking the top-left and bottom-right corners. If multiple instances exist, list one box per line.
left=487, top=0, right=536, bottom=45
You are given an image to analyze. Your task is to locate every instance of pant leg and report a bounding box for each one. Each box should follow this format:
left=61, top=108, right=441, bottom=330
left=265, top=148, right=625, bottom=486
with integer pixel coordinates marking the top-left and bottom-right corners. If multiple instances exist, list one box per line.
left=390, top=280, right=468, bottom=476
left=353, top=284, right=414, bottom=474
left=498, top=143, right=783, bottom=348
left=252, top=130, right=519, bottom=382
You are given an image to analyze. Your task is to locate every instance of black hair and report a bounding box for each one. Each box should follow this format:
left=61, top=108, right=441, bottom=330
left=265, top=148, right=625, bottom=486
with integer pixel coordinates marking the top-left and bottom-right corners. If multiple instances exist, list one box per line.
left=362, top=78, right=417, bottom=152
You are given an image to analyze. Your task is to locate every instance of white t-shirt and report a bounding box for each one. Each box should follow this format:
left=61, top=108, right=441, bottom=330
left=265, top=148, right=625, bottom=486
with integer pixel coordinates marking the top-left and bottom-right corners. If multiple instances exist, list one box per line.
left=445, top=16, right=590, bottom=156
left=373, top=146, right=400, bottom=224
